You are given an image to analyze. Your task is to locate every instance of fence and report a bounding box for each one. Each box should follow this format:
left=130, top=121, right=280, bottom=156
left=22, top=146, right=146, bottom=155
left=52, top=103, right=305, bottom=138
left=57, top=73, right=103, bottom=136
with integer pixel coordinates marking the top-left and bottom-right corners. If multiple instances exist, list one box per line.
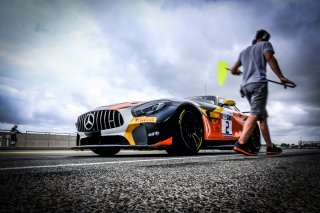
left=0, top=130, right=77, bottom=148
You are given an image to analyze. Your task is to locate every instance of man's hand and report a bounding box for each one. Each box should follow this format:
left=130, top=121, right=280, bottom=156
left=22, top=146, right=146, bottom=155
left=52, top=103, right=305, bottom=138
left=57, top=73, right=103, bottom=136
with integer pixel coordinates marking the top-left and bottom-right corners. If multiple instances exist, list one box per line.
left=230, top=60, right=242, bottom=75
left=227, top=68, right=242, bottom=75
left=280, top=76, right=296, bottom=87
left=233, top=69, right=243, bottom=75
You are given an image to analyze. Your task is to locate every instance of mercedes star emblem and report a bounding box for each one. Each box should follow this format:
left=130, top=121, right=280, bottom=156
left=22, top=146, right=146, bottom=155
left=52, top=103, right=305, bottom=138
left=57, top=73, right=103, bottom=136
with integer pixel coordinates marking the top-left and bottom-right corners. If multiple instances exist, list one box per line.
left=84, top=113, right=95, bottom=131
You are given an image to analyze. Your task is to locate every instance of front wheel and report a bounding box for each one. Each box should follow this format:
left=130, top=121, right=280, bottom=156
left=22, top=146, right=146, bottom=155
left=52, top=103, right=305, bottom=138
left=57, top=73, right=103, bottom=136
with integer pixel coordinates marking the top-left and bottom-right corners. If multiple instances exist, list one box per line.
left=92, top=148, right=120, bottom=157
left=166, top=109, right=204, bottom=155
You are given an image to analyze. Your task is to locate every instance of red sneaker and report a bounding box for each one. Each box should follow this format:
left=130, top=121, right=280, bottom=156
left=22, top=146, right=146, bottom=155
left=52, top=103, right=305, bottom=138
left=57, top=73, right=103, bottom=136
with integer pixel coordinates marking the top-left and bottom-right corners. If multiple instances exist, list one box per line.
left=233, top=141, right=257, bottom=156
left=266, top=144, right=282, bottom=155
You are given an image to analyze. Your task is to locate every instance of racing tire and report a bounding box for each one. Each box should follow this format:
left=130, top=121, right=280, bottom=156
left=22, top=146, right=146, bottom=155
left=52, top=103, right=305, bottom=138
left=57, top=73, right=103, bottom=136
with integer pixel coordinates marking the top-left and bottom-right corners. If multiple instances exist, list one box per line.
left=92, top=148, right=120, bottom=157
left=166, top=108, right=204, bottom=156
left=246, top=124, right=261, bottom=153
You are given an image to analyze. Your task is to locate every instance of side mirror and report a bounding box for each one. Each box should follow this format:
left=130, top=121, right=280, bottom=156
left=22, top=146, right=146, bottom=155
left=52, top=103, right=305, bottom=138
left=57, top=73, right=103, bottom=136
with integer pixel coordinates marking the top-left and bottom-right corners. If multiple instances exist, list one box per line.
left=223, top=100, right=236, bottom=106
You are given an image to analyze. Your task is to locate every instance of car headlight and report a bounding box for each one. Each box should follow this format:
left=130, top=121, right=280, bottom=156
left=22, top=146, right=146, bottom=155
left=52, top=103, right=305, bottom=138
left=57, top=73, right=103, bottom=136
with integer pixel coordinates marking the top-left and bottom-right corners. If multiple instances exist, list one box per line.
left=131, top=100, right=171, bottom=117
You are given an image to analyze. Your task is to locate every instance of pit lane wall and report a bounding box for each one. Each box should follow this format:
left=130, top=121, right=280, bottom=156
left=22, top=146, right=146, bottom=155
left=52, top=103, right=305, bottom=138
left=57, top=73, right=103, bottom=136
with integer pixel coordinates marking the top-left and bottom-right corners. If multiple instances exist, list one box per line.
left=0, top=131, right=76, bottom=149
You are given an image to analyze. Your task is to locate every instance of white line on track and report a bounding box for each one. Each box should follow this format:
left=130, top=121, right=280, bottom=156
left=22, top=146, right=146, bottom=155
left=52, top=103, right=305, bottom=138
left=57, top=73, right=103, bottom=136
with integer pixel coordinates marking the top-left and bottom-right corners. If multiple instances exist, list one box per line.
left=0, top=155, right=227, bottom=171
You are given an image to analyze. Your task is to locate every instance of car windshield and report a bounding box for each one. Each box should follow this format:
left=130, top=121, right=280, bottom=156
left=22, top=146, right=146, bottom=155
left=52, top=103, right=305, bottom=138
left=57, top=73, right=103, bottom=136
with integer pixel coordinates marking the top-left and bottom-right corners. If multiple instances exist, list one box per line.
left=187, top=96, right=241, bottom=112
left=186, top=96, right=217, bottom=105
left=225, top=105, right=240, bottom=112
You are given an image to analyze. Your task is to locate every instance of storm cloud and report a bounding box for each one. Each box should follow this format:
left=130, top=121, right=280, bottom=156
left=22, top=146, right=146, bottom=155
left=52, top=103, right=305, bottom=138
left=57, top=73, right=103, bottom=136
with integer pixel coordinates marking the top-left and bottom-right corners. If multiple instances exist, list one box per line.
left=0, top=0, right=319, bottom=142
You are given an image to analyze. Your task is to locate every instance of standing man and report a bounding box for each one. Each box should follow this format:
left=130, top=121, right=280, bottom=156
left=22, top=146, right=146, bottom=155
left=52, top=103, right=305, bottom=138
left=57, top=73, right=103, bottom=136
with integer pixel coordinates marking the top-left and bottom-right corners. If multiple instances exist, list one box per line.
left=10, top=125, right=20, bottom=146
left=231, top=29, right=296, bottom=156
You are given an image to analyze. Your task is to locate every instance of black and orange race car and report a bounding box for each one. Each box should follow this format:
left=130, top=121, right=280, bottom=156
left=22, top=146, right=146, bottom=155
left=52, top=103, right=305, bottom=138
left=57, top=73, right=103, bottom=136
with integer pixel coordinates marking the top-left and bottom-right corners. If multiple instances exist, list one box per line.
left=72, top=96, right=260, bottom=156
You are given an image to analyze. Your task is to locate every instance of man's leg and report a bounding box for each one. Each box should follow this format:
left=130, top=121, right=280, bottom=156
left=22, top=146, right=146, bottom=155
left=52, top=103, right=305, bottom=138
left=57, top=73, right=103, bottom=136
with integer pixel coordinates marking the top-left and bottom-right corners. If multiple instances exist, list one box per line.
left=234, top=83, right=263, bottom=155
left=233, top=115, right=258, bottom=156
left=238, top=115, right=257, bottom=145
left=259, top=119, right=272, bottom=147
left=260, top=118, right=282, bottom=155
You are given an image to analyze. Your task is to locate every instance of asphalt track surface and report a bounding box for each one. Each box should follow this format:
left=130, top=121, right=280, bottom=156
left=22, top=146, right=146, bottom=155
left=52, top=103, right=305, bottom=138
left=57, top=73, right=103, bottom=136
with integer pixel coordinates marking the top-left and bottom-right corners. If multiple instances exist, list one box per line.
left=0, top=149, right=319, bottom=212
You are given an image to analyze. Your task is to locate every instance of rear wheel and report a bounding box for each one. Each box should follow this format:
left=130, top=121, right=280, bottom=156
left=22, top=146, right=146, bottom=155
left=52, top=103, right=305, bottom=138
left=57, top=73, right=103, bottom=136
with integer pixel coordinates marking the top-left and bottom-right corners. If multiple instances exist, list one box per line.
left=246, top=124, right=261, bottom=153
left=166, top=109, right=203, bottom=155
left=92, top=148, right=120, bottom=156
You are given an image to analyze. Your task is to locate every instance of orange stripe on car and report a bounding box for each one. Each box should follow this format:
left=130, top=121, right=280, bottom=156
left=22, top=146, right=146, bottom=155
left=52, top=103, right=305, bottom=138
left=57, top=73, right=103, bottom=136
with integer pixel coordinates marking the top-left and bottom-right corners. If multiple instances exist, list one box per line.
left=152, top=137, right=173, bottom=147
left=109, top=102, right=143, bottom=110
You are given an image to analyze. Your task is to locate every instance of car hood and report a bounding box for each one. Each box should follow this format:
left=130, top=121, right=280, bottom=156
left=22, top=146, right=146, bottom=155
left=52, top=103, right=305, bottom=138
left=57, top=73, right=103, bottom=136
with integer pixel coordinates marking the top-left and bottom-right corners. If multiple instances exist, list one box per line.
left=92, top=97, right=219, bottom=112
left=94, top=102, right=145, bottom=111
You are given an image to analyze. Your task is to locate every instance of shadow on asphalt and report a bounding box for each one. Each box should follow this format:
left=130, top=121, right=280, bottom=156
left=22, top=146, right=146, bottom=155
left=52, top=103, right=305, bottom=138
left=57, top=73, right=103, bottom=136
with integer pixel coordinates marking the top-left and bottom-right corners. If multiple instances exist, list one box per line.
left=72, top=150, right=238, bottom=158
left=264, top=151, right=320, bottom=158
left=71, top=149, right=320, bottom=159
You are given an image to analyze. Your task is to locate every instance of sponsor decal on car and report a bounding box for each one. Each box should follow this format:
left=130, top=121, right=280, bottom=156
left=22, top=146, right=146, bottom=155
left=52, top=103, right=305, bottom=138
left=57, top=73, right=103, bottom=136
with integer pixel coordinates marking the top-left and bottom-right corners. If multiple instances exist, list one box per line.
left=131, top=117, right=157, bottom=124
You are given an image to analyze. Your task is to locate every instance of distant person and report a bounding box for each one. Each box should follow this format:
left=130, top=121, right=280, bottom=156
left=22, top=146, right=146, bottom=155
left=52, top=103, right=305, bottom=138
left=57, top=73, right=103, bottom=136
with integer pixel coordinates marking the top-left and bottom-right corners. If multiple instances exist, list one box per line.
left=231, top=29, right=296, bottom=156
left=10, top=125, right=20, bottom=146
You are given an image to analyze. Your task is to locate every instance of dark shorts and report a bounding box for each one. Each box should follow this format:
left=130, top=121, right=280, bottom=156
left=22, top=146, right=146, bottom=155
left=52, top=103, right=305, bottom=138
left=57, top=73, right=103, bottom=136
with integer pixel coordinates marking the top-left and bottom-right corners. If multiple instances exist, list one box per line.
left=242, top=83, right=268, bottom=121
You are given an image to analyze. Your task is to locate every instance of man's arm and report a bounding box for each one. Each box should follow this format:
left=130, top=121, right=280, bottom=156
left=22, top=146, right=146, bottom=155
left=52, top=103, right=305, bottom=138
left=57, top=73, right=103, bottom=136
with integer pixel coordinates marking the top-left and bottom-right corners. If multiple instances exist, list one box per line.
left=231, top=60, right=242, bottom=75
left=264, top=50, right=296, bottom=86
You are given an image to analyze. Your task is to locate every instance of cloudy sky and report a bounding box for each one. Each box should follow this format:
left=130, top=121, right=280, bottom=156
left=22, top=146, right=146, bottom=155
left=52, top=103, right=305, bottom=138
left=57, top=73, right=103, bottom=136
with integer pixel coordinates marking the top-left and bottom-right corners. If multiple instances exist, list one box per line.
left=0, top=0, right=319, bottom=143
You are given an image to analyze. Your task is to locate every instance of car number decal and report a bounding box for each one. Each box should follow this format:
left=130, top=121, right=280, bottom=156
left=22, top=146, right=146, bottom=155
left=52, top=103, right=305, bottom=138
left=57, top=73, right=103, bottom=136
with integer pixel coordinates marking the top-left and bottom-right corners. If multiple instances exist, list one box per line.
left=222, top=111, right=232, bottom=137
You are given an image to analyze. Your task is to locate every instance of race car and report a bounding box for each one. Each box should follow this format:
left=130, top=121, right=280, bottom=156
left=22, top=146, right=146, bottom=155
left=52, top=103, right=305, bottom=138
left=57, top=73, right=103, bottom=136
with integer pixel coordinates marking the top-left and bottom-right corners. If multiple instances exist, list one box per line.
left=72, top=96, right=261, bottom=156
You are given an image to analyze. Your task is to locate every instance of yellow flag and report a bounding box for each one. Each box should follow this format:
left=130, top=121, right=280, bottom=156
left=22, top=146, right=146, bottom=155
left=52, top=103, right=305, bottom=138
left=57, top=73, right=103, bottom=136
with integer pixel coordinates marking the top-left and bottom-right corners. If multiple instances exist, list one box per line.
left=218, top=61, right=229, bottom=87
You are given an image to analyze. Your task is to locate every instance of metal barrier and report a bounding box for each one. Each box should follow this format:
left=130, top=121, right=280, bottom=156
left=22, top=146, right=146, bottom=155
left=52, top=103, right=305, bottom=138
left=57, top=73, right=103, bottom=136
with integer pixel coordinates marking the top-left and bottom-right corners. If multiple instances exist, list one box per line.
left=0, top=130, right=12, bottom=147
left=0, top=130, right=77, bottom=148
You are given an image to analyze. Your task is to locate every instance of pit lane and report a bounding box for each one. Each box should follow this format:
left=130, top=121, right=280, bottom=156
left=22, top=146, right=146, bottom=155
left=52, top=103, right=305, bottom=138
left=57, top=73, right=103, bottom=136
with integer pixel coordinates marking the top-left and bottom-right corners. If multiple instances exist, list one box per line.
left=0, top=149, right=319, bottom=212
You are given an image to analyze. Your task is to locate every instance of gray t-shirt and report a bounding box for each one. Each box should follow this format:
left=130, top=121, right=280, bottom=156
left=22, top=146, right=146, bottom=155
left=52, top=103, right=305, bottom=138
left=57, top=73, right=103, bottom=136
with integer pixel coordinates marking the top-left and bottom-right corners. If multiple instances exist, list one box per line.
left=239, top=41, right=274, bottom=86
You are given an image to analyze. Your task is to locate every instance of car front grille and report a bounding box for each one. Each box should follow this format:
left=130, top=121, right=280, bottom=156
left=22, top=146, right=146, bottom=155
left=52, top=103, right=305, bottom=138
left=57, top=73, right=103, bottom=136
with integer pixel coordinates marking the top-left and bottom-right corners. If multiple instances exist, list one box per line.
left=76, top=110, right=124, bottom=132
